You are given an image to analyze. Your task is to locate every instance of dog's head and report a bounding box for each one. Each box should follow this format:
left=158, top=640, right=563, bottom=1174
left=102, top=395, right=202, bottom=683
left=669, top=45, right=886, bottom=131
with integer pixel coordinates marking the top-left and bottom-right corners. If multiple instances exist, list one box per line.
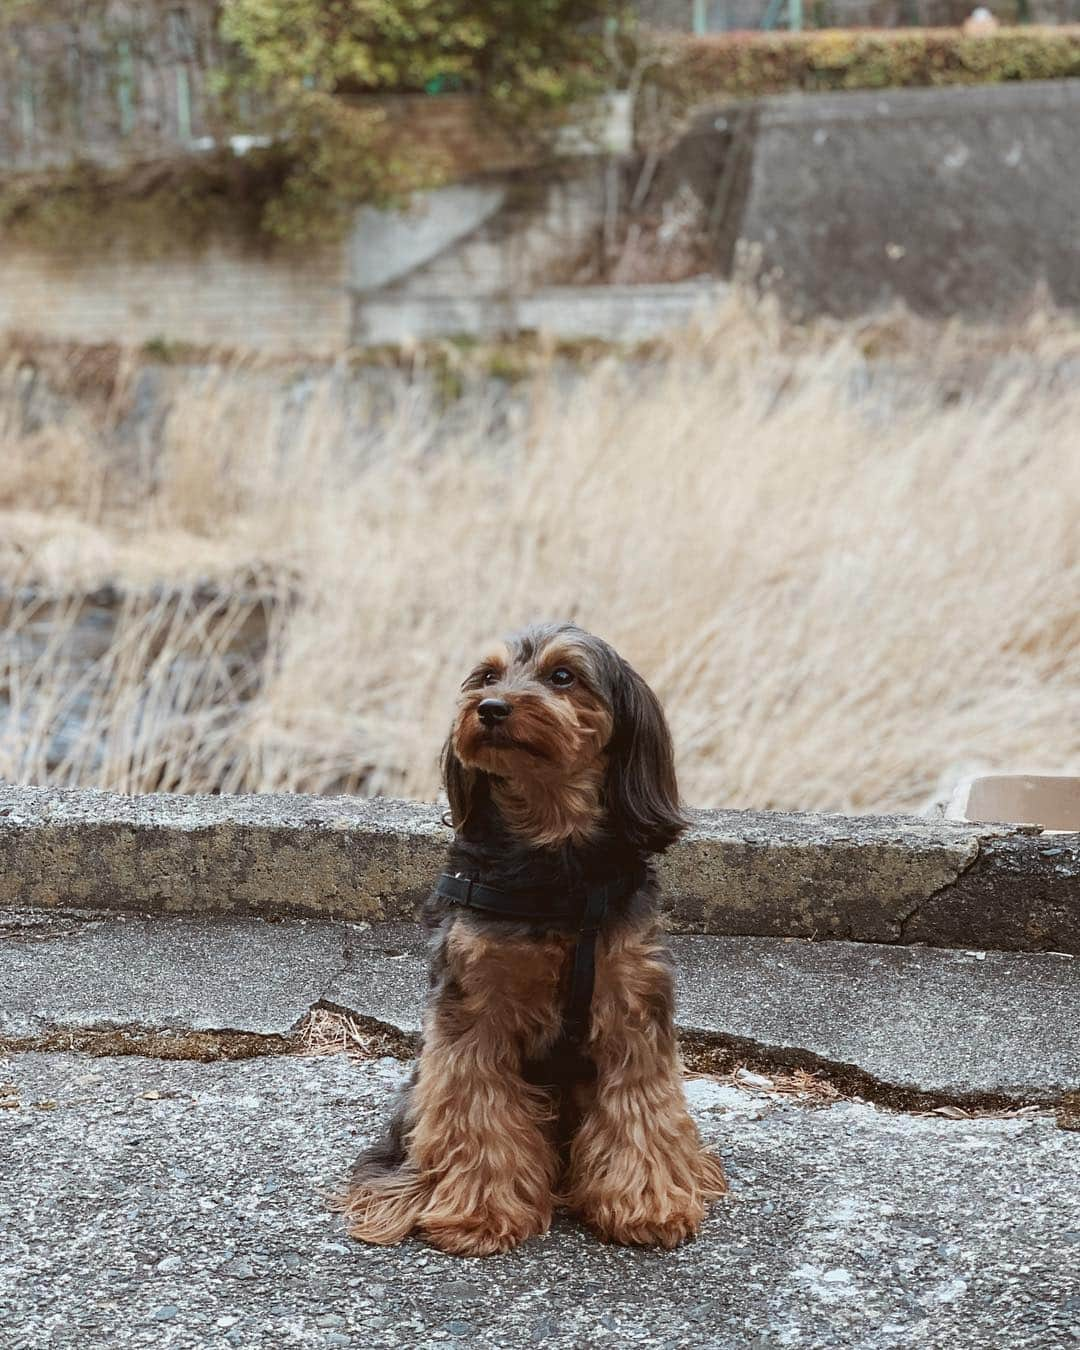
left=443, top=622, right=686, bottom=855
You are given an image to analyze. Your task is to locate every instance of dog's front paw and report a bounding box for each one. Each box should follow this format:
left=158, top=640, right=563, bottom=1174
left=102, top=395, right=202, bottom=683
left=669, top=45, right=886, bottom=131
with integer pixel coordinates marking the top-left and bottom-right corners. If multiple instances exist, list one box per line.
left=583, top=1200, right=706, bottom=1249
left=422, top=1210, right=551, bottom=1257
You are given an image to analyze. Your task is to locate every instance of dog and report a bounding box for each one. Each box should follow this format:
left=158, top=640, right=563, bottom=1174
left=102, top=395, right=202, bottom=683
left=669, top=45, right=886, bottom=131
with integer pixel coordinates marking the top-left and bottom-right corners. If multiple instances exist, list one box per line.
left=338, top=622, right=726, bottom=1256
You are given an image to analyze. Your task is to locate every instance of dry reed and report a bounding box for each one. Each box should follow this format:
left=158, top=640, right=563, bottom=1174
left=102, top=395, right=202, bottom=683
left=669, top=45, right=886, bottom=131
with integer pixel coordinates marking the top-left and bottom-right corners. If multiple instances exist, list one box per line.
left=1, top=296, right=1078, bottom=813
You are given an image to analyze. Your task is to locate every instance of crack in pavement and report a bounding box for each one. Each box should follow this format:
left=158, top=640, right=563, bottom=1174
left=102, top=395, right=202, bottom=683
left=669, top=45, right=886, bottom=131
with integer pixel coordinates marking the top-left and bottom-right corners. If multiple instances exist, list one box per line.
left=293, top=931, right=359, bottom=1031
left=0, top=1013, right=1064, bottom=1120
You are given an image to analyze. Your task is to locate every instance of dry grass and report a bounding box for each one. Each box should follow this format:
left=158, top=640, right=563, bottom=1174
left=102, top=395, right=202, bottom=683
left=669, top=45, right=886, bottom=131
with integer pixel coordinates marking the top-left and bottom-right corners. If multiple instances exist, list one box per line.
left=2, top=296, right=1079, bottom=813
left=299, top=1007, right=417, bottom=1061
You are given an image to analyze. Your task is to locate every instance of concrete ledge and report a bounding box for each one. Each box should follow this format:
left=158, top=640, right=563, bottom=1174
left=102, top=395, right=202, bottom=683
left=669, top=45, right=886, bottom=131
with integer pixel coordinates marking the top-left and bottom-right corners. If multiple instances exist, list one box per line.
left=352, top=282, right=726, bottom=345
left=3, top=913, right=1076, bottom=1104
left=0, top=785, right=1078, bottom=951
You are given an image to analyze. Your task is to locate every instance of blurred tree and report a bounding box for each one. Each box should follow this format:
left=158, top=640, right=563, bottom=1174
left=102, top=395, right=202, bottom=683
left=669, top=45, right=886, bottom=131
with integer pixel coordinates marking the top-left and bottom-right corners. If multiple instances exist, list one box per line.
left=215, top=0, right=628, bottom=242
left=220, top=0, right=624, bottom=106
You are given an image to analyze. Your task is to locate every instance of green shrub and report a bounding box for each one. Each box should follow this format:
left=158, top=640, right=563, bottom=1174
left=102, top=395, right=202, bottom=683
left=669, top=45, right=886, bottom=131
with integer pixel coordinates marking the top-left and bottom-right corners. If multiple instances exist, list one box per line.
left=0, top=0, right=626, bottom=252
left=219, top=0, right=619, bottom=104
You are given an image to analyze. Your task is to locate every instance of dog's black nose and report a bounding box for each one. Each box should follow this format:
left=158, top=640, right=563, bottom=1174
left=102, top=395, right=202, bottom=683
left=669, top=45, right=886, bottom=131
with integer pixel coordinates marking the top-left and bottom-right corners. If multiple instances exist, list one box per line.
left=477, top=698, right=512, bottom=725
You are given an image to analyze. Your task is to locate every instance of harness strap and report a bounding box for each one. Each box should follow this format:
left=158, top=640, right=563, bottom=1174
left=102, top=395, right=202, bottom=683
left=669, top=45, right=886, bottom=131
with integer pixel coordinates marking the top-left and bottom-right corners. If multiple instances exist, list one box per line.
left=560, top=882, right=610, bottom=1047
left=433, top=868, right=643, bottom=1050
left=433, top=871, right=577, bottom=923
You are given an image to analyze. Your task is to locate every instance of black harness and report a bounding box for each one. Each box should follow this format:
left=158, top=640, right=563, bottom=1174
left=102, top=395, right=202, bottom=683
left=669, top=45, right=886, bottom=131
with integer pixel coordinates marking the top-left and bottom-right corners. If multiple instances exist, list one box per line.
left=433, top=867, right=644, bottom=1049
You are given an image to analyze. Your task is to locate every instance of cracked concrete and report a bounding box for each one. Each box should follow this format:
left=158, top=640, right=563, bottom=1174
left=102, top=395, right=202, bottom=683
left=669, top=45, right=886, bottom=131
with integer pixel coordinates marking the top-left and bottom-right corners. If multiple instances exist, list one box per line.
left=893, top=854, right=979, bottom=943
left=0, top=911, right=349, bottom=1039
left=2, top=911, right=1076, bottom=1106
left=2, top=1052, right=1079, bottom=1349
left=3, top=784, right=1078, bottom=950
left=903, top=830, right=1080, bottom=951
left=672, top=935, right=1080, bottom=1105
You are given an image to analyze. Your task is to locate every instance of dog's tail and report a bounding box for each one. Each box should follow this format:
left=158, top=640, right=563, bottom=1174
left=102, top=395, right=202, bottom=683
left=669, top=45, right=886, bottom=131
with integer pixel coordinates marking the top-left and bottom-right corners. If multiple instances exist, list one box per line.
left=698, top=1147, right=730, bottom=1200
left=333, top=1073, right=429, bottom=1244
left=332, top=1163, right=431, bottom=1246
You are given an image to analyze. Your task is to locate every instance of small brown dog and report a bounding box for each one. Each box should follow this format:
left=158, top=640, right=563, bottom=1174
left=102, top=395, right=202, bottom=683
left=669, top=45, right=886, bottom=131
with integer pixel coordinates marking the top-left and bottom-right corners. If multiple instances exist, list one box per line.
left=339, top=622, right=726, bottom=1256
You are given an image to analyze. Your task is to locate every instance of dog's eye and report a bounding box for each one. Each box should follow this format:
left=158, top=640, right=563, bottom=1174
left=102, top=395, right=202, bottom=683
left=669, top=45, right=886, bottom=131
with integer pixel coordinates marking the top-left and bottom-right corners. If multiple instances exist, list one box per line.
left=481, top=670, right=500, bottom=686
left=549, top=667, right=575, bottom=688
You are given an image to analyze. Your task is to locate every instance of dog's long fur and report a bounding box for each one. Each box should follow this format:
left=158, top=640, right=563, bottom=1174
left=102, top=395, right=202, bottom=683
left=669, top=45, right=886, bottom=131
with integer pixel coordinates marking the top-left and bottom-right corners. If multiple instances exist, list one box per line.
left=337, top=622, right=726, bottom=1255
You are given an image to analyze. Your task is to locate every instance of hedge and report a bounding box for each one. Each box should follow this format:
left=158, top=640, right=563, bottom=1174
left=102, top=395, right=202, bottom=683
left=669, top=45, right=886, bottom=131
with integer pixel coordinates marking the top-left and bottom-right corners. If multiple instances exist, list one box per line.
left=645, top=26, right=1080, bottom=112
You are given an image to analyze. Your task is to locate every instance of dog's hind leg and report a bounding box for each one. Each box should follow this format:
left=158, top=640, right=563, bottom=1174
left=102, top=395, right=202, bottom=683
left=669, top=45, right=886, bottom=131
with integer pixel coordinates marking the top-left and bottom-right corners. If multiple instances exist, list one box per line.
left=566, top=927, right=727, bottom=1249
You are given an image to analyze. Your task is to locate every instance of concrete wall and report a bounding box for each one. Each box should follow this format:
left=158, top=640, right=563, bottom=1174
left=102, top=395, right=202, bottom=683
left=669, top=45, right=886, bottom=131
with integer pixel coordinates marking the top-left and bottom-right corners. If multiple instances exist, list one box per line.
left=733, top=80, right=1080, bottom=318
left=349, top=170, right=725, bottom=343
left=353, top=282, right=725, bottom=344
left=0, top=242, right=351, bottom=354
left=5, top=80, right=1080, bottom=348
left=360, top=177, right=607, bottom=299
left=0, top=240, right=716, bottom=352
left=0, top=160, right=718, bottom=350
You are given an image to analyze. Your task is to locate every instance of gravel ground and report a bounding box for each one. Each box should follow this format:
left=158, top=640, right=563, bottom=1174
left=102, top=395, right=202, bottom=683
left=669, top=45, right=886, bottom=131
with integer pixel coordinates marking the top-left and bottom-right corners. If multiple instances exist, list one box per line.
left=2, top=1051, right=1079, bottom=1349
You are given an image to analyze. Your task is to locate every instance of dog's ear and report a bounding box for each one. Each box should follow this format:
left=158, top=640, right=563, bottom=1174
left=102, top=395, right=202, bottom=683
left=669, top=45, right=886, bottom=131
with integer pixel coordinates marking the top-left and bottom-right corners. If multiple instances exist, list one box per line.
left=605, top=660, right=687, bottom=855
left=440, top=736, right=486, bottom=835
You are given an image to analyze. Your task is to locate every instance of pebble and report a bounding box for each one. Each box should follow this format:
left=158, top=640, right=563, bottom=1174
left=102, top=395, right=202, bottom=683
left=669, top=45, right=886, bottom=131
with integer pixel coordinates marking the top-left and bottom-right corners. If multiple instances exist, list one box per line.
left=822, top=1268, right=854, bottom=1284
left=441, top=1280, right=477, bottom=1301
left=735, top=1070, right=775, bottom=1089
left=151, top=1305, right=178, bottom=1321
left=156, top=1255, right=183, bottom=1274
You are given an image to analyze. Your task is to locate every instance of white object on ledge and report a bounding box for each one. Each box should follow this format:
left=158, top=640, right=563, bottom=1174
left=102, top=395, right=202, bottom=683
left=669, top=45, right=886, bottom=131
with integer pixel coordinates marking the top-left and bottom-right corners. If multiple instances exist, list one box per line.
left=946, top=774, right=1080, bottom=833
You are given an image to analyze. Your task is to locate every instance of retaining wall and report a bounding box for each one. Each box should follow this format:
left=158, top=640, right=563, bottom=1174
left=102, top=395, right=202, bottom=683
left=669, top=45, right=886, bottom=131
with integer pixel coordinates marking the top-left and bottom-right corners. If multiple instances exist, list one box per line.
left=0, top=241, right=351, bottom=355
left=0, top=0, right=221, bottom=170
left=5, top=80, right=1080, bottom=349
left=2, top=785, right=1077, bottom=953
left=0, top=162, right=718, bottom=351
left=734, top=80, right=1080, bottom=317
